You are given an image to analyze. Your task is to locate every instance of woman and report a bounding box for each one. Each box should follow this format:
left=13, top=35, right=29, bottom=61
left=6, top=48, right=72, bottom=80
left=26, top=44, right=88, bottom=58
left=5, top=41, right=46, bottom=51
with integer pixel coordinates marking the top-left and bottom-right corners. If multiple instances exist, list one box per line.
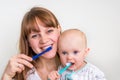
left=2, top=7, right=61, bottom=80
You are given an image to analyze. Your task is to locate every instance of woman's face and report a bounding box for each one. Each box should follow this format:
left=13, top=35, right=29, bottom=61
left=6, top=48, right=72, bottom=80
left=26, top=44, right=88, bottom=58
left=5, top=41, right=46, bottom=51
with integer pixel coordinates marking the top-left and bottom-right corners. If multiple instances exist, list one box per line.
left=28, top=18, right=61, bottom=59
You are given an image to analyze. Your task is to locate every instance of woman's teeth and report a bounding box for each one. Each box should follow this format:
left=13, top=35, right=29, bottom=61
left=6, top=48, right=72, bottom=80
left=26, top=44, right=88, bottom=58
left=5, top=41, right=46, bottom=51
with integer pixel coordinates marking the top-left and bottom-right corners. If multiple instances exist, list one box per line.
left=42, top=45, right=52, bottom=50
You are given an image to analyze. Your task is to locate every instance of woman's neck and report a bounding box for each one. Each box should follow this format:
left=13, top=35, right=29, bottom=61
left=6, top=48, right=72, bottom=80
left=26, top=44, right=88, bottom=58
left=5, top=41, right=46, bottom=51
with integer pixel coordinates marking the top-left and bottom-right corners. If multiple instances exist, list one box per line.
left=37, top=57, right=57, bottom=71
left=36, top=57, right=58, bottom=80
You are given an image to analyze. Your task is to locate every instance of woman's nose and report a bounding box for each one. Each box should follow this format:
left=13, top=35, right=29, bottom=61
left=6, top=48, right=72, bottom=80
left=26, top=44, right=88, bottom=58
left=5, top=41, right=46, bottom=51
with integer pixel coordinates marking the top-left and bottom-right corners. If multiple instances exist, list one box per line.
left=39, top=33, right=48, bottom=44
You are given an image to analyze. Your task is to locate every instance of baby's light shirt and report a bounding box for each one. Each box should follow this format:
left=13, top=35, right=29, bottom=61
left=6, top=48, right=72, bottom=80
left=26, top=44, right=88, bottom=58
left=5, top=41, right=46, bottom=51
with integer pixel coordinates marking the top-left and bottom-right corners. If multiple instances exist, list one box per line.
left=58, top=62, right=106, bottom=80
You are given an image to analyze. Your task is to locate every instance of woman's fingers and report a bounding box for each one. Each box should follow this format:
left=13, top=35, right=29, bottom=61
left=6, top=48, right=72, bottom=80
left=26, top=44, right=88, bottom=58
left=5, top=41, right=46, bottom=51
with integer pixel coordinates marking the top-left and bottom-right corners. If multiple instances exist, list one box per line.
left=16, top=64, right=23, bottom=73
left=10, top=54, right=33, bottom=69
left=17, top=58, right=33, bottom=68
left=17, top=63, right=25, bottom=71
left=4, top=54, right=33, bottom=78
left=17, top=54, right=32, bottom=61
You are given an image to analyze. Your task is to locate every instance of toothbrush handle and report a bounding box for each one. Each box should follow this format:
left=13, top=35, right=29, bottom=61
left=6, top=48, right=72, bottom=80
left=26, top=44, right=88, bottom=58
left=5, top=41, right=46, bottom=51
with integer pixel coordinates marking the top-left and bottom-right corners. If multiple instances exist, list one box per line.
left=58, top=64, right=71, bottom=75
left=32, top=47, right=52, bottom=60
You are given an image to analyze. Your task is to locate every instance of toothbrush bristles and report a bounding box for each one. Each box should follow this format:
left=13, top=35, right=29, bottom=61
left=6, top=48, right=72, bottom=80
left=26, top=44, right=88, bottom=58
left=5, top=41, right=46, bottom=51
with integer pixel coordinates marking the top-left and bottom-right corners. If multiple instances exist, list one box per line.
left=66, top=62, right=72, bottom=66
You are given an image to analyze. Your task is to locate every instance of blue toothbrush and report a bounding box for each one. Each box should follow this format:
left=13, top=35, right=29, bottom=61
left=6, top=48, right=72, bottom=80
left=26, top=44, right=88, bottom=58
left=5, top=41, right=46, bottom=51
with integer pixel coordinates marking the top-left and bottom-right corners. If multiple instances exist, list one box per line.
left=58, top=62, right=72, bottom=75
left=32, top=46, right=52, bottom=60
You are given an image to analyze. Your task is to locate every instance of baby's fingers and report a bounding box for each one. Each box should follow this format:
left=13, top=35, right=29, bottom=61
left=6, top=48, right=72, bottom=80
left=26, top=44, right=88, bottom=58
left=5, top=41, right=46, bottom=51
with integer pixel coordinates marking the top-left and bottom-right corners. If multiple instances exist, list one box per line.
left=48, top=71, right=60, bottom=80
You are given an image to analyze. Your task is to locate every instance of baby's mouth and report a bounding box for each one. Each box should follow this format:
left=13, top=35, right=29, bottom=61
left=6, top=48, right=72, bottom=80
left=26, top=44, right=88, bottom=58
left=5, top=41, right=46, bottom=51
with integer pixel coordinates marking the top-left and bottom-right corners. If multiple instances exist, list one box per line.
left=67, top=62, right=75, bottom=69
left=66, top=62, right=74, bottom=67
left=71, top=63, right=75, bottom=66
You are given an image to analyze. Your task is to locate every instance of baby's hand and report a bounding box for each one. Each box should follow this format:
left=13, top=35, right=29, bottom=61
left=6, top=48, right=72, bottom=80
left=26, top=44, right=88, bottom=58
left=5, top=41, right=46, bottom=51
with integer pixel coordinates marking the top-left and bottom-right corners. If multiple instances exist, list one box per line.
left=48, top=71, right=60, bottom=80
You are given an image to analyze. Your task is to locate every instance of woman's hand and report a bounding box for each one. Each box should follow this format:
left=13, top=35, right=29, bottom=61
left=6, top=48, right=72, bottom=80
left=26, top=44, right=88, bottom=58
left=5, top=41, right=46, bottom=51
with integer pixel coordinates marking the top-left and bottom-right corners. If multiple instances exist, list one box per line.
left=1, top=54, right=33, bottom=80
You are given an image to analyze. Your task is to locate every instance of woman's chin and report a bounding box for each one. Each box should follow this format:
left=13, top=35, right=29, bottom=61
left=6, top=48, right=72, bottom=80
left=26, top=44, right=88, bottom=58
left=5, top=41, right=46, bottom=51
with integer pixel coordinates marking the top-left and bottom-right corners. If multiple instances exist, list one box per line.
left=43, top=52, right=56, bottom=59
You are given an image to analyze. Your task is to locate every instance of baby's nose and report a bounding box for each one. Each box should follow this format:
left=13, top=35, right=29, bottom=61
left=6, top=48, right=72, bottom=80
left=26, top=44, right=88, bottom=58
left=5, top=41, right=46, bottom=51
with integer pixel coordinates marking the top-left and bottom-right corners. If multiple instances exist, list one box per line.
left=67, top=54, right=73, bottom=60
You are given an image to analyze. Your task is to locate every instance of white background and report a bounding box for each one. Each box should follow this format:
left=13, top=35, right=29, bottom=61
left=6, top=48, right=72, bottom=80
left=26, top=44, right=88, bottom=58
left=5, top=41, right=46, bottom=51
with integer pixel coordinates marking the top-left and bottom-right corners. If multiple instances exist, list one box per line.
left=0, top=0, right=120, bottom=80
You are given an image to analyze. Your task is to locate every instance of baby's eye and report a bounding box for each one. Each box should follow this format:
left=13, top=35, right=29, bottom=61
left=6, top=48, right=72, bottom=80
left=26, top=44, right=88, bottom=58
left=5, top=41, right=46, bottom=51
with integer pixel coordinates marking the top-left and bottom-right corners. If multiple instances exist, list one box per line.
left=62, top=51, right=67, bottom=55
left=73, top=50, right=78, bottom=54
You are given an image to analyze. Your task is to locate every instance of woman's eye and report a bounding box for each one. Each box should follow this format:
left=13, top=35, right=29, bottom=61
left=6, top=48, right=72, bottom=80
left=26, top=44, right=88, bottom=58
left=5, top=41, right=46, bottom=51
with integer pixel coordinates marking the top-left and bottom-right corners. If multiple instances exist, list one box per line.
left=47, top=29, right=54, bottom=33
left=31, top=34, right=38, bottom=38
left=62, top=51, right=67, bottom=55
left=73, top=51, right=78, bottom=54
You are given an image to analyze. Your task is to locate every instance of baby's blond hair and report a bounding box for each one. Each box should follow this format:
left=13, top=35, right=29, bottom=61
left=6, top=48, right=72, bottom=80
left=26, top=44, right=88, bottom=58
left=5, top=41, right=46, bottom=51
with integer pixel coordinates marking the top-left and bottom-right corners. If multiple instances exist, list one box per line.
left=59, top=29, right=87, bottom=48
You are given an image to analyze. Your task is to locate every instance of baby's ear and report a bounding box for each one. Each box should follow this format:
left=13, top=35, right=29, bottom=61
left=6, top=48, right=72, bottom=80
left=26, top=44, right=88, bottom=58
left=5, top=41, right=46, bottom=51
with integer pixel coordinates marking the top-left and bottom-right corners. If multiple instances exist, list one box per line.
left=84, top=48, right=90, bottom=57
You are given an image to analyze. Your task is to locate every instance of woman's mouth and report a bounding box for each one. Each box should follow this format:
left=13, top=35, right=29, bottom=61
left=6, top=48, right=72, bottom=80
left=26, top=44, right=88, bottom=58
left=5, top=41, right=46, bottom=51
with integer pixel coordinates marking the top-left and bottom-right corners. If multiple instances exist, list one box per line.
left=42, top=45, right=52, bottom=50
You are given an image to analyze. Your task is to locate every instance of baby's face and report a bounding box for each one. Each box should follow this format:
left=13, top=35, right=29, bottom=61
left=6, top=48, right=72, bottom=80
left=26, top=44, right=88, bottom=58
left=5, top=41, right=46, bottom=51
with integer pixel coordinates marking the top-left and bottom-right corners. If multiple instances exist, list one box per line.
left=58, top=30, right=89, bottom=71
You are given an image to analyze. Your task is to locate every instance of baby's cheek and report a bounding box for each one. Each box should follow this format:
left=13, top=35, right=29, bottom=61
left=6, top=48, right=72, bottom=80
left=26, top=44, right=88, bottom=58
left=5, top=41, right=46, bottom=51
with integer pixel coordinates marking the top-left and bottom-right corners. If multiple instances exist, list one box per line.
left=60, top=57, right=66, bottom=64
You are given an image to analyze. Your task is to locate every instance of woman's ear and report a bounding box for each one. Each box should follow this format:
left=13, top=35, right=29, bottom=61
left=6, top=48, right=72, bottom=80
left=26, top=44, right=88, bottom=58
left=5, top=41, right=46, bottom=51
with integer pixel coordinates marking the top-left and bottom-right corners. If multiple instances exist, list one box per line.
left=58, top=25, right=62, bottom=32
left=84, top=48, right=90, bottom=57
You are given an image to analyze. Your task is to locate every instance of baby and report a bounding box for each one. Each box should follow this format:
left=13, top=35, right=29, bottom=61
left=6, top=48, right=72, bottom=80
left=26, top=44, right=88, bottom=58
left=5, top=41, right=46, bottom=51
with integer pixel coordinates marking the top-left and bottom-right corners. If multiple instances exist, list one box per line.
left=48, top=29, right=106, bottom=80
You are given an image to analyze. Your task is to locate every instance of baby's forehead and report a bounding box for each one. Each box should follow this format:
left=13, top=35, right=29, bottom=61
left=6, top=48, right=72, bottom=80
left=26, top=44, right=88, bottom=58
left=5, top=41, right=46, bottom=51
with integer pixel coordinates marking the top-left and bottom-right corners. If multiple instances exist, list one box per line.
left=61, top=29, right=85, bottom=38
left=59, top=29, right=87, bottom=48
left=60, top=29, right=86, bottom=44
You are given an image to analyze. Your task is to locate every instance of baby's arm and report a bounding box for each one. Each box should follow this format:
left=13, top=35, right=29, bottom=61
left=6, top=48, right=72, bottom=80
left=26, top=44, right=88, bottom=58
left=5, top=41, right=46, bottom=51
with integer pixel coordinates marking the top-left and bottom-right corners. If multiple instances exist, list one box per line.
left=48, top=71, right=60, bottom=80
